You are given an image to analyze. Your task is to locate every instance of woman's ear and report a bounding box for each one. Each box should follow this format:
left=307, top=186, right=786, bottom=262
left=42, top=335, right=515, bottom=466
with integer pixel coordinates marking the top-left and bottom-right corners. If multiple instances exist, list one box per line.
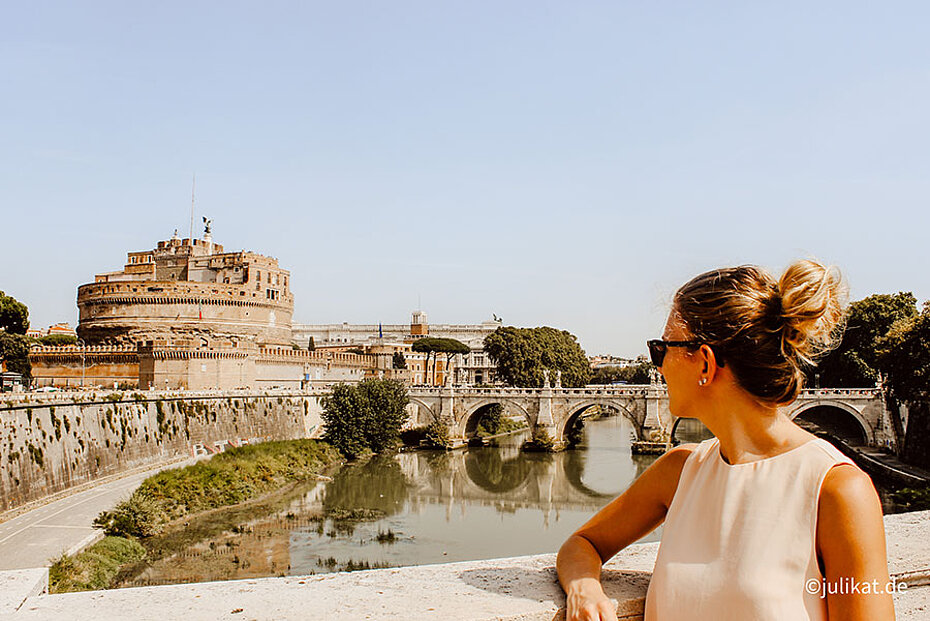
left=698, top=344, right=719, bottom=385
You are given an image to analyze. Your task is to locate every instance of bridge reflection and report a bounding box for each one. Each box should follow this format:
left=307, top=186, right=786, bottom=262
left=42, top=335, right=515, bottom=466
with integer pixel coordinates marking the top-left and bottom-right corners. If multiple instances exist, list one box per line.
left=320, top=419, right=659, bottom=520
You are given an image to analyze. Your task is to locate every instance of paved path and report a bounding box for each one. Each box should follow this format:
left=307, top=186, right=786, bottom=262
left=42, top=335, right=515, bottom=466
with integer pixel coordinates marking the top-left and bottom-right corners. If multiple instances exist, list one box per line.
left=0, top=460, right=194, bottom=570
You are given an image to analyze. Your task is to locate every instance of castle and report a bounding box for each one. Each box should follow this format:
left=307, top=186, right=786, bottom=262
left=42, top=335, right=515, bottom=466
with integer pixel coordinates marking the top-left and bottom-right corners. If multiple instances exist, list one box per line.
left=30, top=226, right=502, bottom=390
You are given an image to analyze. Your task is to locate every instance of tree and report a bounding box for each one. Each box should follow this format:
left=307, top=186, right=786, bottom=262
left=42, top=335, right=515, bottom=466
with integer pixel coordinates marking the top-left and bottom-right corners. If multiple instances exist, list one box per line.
left=483, top=326, right=591, bottom=388
left=0, top=332, right=32, bottom=382
left=813, top=292, right=918, bottom=387
left=590, top=359, right=654, bottom=385
left=0, top=291, right=29, bottom=335
left=392, top=351, right=406, bottom=369
left=307, top=336, right=316, bottom=352
left=321, top=379, right=409, bottom=458
left=875, top=304, right=930, bottom=468
left=412, top=337, right=470, bottom=385
left=38, top=334, right=78, bottom=347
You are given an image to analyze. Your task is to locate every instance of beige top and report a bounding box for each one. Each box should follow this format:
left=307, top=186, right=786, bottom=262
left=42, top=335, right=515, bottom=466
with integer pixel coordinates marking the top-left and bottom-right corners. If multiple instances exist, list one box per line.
left=644, top=436, right=856, bottom=621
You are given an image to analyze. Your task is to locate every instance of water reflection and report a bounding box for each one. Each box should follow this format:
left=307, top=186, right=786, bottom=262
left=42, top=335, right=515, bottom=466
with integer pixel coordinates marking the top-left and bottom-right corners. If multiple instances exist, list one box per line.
left=129, top=415, right=661, bottom=584
left=286, top=414, right=660, bottom=573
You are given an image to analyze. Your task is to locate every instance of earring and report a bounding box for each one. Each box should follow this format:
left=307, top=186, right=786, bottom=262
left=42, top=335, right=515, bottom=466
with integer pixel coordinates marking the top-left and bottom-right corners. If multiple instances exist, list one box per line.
left=699, top=378, right=708, bottom=386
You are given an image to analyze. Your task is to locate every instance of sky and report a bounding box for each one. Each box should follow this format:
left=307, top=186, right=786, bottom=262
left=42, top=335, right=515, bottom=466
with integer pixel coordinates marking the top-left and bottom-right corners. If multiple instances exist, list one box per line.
left=2, top=2, right=928, bottom=357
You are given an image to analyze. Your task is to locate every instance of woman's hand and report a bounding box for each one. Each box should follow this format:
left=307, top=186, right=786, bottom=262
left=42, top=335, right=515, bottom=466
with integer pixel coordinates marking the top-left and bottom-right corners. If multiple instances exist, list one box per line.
left=564, top=577, right=618, bottom=621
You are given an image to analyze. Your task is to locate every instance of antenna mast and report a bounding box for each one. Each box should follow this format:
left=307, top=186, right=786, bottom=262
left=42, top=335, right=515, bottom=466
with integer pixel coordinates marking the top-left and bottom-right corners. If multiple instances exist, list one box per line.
left=189, top=173, right=196, bottom=240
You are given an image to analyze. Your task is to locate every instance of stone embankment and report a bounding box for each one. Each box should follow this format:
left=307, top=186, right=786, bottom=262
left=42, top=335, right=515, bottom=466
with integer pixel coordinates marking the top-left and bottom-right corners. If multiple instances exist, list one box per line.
left=1, top=511, right=927, bottom=620
left=0, top=390, right=327, bottom=514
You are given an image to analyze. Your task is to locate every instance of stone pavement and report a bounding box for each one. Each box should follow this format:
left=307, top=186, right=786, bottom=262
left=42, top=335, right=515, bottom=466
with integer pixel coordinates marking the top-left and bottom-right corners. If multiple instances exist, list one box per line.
left=1, top=511, right=927, bottom=620
left=0, top=458, right=194, bottom=571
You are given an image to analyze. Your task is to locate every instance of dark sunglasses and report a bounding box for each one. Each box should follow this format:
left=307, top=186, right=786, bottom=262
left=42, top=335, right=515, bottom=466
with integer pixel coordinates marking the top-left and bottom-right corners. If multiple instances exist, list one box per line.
left=646, top=339, right=703, bottom=366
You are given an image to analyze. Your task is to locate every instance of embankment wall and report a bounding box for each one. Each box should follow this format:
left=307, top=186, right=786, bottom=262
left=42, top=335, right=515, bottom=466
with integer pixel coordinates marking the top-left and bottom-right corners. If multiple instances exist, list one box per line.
left=0, top=391, right=326, bottom=513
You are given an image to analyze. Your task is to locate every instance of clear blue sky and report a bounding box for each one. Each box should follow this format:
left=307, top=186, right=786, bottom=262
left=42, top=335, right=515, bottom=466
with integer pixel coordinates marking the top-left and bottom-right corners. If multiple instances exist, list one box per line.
left=2, top=2, right=928, bottom=356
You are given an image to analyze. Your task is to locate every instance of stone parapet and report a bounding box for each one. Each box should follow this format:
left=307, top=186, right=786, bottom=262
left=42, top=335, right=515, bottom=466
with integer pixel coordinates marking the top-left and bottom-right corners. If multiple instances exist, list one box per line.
left=1, top=511, right=926, bottom=620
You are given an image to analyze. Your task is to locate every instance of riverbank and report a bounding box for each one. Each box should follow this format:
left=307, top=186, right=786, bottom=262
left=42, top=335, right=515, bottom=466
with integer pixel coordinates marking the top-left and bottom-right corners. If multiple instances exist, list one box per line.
left=49, top=439, right=342, bottom=593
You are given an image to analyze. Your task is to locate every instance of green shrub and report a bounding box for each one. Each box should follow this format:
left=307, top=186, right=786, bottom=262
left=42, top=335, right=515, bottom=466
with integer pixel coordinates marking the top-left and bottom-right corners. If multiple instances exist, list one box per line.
left=104, top=393, right=123, bottom=403
left=400, top=426, right=428, bottom=447
left=94, top=492, right=166, bottom=538
left=522, top=427, right=556, bottom=452
left=321, top=379, right=409, bottom=458
left=891, top=486, right=930, bottom=511
left=423, top=418, right=452, bottom=449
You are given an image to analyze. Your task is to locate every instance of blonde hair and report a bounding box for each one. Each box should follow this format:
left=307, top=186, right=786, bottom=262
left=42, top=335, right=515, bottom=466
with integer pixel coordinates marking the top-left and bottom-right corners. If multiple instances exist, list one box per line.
left=674, top=259, right=847, bottom=404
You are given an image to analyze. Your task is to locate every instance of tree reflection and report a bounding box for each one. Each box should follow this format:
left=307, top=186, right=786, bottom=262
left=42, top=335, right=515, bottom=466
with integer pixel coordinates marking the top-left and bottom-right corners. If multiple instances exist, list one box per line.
left=322, top=454, right=410, bottom=516
left=464, top=447, right=539, bottom=493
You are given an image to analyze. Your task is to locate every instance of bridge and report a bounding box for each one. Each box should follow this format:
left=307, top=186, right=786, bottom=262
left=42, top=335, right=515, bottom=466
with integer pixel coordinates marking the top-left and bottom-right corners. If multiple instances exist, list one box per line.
left=407, top=383, right=894, bottom=450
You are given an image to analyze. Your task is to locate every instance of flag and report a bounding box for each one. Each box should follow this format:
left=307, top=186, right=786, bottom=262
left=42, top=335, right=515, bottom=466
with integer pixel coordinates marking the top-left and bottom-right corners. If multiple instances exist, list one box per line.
left=379, top=322, right=383, bottom=338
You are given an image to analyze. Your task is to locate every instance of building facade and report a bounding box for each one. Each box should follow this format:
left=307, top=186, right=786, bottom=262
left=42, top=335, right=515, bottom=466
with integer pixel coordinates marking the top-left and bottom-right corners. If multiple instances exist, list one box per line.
left=77, top=230, right=293, bottom=348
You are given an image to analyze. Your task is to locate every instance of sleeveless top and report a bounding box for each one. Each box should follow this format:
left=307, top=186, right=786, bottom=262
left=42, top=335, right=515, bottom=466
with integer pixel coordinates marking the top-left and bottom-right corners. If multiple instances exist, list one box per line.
left=644, top=437, right=857, bottom=621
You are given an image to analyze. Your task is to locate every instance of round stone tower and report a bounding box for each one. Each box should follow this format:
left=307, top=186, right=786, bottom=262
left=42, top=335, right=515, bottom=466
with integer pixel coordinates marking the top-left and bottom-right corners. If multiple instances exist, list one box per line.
left=76, top=233, right=294, bottom=347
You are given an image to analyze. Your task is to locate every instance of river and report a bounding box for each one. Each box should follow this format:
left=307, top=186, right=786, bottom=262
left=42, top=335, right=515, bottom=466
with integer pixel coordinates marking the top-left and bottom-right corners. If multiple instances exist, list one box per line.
left=122, top=414, right=904, bottom=586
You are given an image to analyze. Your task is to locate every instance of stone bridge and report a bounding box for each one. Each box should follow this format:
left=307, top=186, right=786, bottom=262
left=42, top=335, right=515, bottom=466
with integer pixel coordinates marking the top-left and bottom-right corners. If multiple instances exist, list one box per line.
left=407, top=385, right=895, bottom=449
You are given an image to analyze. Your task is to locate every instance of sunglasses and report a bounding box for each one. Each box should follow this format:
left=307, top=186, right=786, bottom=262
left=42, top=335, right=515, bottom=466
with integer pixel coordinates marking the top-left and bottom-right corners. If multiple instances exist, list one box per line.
left=646, top=339, right=703, bottom=367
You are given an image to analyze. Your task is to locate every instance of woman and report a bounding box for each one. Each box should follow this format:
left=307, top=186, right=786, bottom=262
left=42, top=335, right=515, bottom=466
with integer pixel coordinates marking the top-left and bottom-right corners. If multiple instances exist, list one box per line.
left=557, top=260, right=895, bottom=620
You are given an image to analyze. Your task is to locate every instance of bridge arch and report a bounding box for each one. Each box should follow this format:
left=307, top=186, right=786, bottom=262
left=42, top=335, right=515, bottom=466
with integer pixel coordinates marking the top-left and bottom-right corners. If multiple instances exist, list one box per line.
left=789, top=401, right=872, bottom=446
left=460, top=398, right=532, bottom=438
left=561, top=399, right=643, bottom=443
left=408, top=397, right=437, bottom=425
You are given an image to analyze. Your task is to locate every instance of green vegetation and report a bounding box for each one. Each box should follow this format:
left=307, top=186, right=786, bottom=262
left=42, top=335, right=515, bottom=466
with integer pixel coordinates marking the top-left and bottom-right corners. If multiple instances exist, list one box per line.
left=321, top=379, right=409, bottom=458
left=476, top=403, right=503, bottom=435
left=589, top=358, right=655, bottom=385
left=814, top=292, right=918, bottom=388
left=423, top=418, right=452, bottom=449
left=95, top=440, right=340, bottom=538
left=0, top=331, right=31, bottom=383
left=890, top=486, right=930, bottom=512
left=392, top=351, right=406, bottom=369
left=104, top=392, right=123, bottom=403
left=484, top=326, right=591, bottom=388
left=37, top=334, right=77, bottom=346
left=522, top=427, right=557, bottom=452
left=812, top=292, right=930, bottom=467
left=412, top=337, right=470, bottom=384
left=49, top=536, right=146, bottom=593
left=0, top=290, right=29, bottom=335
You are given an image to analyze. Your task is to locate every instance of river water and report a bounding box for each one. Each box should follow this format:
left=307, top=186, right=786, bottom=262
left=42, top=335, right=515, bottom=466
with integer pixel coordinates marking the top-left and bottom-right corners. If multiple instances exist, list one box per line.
left=125, top=415, right=662, bottom=585
left=124, top=414, right=902, bottom=586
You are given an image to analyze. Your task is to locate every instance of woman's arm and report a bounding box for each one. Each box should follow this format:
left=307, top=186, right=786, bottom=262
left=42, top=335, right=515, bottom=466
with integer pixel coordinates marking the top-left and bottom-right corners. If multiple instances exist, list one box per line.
left=557, top=444, right=695, bottom=621
left=817, top=464, right=896, bottom=620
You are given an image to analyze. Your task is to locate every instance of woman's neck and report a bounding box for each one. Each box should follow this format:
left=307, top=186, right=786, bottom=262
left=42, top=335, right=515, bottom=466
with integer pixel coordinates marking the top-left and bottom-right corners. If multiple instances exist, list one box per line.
left=696, top=387, right=809, bottom=465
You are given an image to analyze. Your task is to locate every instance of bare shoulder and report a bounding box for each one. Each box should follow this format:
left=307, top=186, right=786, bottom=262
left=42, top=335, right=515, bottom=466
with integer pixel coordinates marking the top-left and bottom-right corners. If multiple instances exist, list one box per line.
left=817, top=464, right=886, bottom=561
left=819, top=463, right=881, bottom=518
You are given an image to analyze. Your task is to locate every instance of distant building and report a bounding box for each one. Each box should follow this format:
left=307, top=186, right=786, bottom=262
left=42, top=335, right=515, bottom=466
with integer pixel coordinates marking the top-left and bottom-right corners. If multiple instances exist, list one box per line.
left=77, top=229, right=293, bottom=348
left=293, top=311, right=504, bottom=386
left=26, top=323, right=77, bottom=339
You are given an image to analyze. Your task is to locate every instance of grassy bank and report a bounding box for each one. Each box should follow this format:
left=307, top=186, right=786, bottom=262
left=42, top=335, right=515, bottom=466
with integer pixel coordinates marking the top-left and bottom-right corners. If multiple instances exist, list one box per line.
left=95, top=439, right=341, bottom=539
left=47, top=439, right=343, bottom=593
left=50, top=536, right=146, bottom=592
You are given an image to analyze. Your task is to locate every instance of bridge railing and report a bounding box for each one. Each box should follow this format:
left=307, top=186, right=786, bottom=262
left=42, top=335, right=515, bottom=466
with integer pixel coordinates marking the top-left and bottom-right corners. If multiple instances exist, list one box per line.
left=407, top=385, right=656, bottom=397
left=799, top=388, right=881, bottom=398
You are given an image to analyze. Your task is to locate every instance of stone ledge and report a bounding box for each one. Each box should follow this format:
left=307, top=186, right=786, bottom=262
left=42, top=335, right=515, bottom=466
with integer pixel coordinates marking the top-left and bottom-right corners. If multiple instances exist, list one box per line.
left=1, top=512, right=926, bottom=620
left=0, top=569, right=48, bottom=615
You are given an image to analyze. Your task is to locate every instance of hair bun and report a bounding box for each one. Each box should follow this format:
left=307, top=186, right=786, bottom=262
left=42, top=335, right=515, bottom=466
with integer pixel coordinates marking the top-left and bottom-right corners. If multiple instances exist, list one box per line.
left=776, top=259, right=847, bottom=365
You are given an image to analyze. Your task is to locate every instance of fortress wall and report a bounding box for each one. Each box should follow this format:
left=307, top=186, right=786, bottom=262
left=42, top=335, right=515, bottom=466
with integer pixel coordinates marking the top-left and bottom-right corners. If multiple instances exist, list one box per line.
left=0, top=392, right=324, bottom=514
left=77, top=281, right=294, bottom=346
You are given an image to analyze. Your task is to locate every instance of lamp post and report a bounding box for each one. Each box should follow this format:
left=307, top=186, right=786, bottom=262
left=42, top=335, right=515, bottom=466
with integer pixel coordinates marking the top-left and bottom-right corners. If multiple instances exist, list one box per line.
left=77, top=338, right=86, bottom=388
